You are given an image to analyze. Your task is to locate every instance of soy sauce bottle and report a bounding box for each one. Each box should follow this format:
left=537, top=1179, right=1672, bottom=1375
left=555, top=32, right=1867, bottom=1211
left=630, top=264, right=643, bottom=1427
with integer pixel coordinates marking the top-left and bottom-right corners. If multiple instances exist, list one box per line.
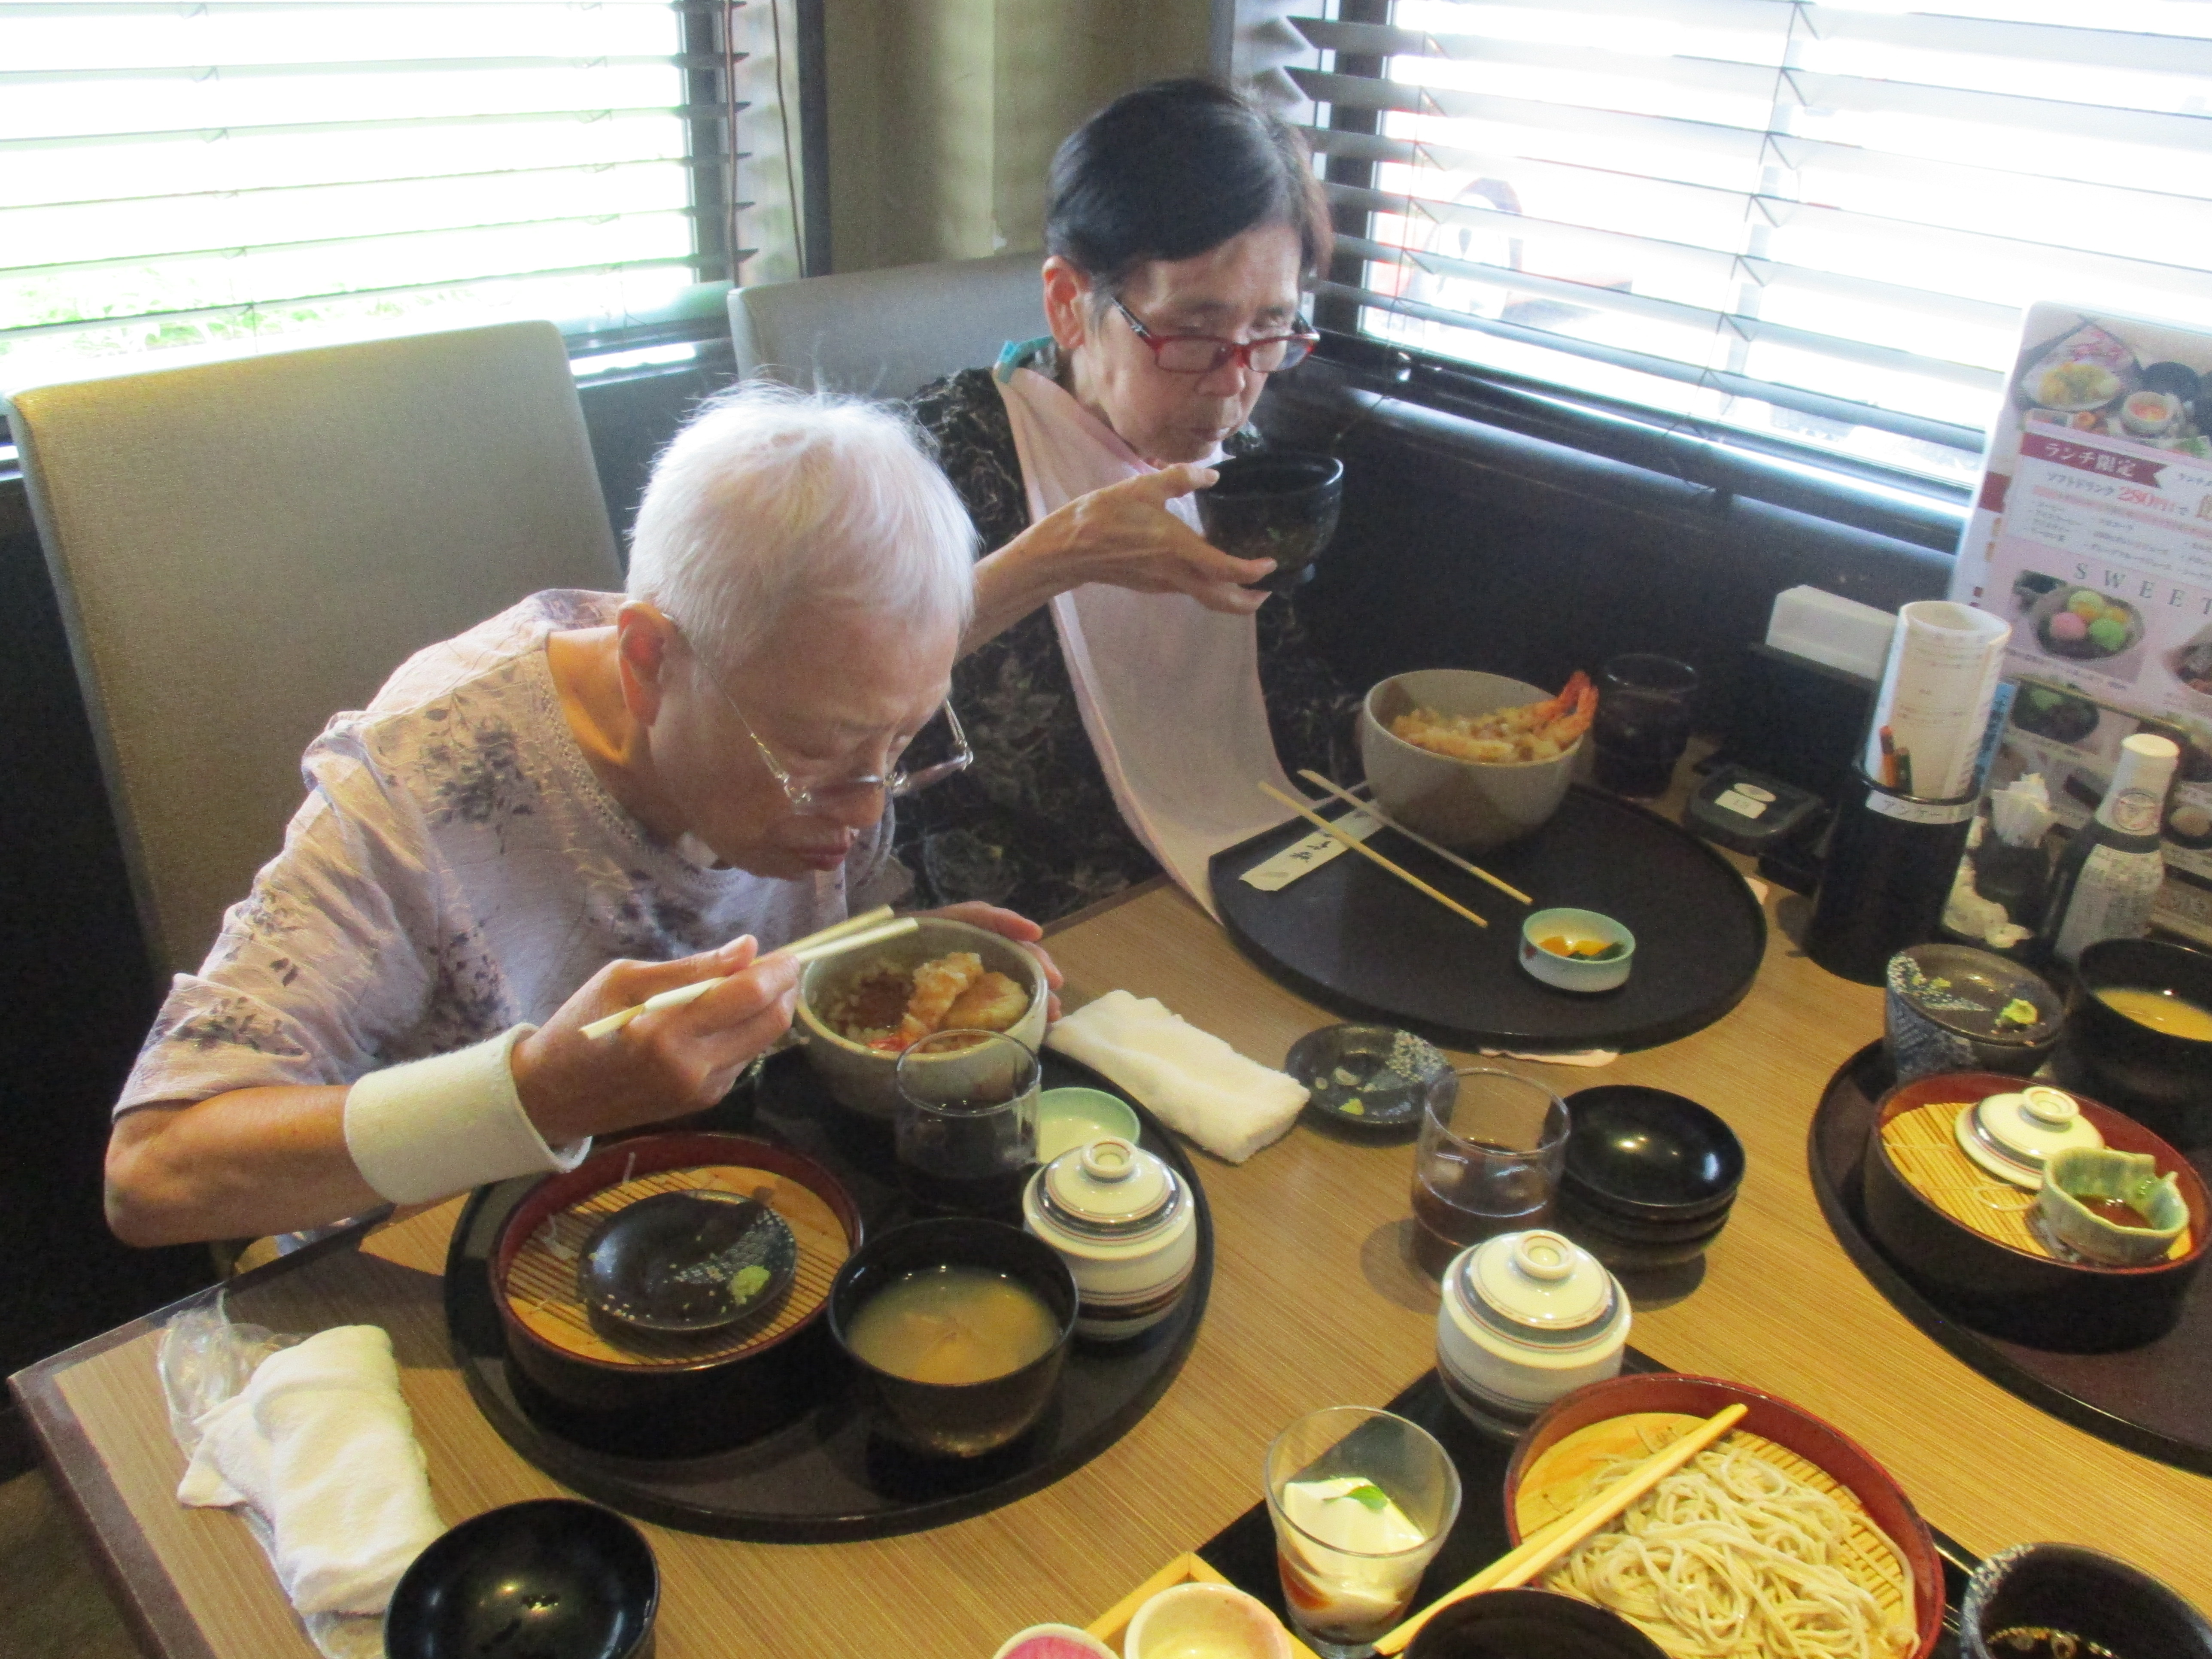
left=2042, top=733, right=2179, bottom=965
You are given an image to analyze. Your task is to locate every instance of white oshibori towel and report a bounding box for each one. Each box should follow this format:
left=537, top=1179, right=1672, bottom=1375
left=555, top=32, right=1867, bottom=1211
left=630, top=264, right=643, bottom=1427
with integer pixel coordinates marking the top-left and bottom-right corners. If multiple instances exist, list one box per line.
left=1047, top=989, right=1307, bottom=1164
left=177, top=1324, right=445, bottom=1617
left=994, top=352, right=1296, bottom=914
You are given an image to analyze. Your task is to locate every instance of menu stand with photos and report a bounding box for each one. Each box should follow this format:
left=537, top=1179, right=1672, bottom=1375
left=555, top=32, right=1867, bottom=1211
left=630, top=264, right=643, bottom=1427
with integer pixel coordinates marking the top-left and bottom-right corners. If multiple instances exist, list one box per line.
left=1951, top=301, right=2212, bottom=948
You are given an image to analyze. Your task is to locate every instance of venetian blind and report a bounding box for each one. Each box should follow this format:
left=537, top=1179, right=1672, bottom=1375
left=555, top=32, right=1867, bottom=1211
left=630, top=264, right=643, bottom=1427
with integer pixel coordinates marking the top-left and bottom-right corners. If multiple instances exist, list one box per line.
left=1288, top=0, right=2212, bottom=483
left=1, top=0, right=754, bottom=391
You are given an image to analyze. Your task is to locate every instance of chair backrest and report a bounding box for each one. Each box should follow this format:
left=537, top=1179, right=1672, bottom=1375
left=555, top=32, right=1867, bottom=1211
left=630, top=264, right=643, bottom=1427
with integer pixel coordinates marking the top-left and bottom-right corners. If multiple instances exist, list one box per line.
left=729, top=252, right=1047, bottom=401
left=8, top=321, right=622, bottom=980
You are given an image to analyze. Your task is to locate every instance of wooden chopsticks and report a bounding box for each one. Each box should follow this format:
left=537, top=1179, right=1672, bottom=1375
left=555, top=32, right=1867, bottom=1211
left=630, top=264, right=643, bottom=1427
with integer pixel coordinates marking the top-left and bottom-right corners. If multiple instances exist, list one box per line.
left=1257, top=781, right=1488, bottom=929
left=1372, top=1403, right=1749, bottom=1655
left=1297, top=770, right=1533, bottom=907
left=580, top=906, right=915, bottom=1040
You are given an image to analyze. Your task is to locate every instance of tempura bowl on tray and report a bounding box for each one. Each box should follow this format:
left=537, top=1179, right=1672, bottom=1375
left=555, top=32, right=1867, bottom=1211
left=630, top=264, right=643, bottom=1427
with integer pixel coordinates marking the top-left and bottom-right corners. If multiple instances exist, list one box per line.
left=794, top=917, right=1048, bottom=1120
left=1360, top=670, right=1585, bottom=851
left=1504, top=1372, right=1945, bottom=1659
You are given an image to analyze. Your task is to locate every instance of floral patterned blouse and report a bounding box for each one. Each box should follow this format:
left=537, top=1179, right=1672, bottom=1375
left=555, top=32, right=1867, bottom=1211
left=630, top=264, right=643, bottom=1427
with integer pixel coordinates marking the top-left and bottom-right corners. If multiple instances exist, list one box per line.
left=119, top=591, right=904, bottom=1113
left=901, top=365, right=1361, bottom=922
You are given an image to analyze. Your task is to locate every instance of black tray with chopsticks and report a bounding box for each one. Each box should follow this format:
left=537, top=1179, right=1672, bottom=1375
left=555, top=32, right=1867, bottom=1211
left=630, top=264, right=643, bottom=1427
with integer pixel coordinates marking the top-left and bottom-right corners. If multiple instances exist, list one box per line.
left=1194, top=1365, right=1978, bottom=1658
left=1210, top=785, right=1768, bottom=1053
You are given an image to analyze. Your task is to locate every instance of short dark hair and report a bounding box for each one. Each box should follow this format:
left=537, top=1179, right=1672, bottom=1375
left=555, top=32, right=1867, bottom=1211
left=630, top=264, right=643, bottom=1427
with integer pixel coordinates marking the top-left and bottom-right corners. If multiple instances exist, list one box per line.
left=1045, top=79, right=1331, bottom=296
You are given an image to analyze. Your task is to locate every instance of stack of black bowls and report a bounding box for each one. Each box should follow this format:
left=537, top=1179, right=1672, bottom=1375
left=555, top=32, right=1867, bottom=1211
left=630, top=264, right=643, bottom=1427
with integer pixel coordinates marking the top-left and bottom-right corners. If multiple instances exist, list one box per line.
left=1554, top=1086, right=1746, bottom=1269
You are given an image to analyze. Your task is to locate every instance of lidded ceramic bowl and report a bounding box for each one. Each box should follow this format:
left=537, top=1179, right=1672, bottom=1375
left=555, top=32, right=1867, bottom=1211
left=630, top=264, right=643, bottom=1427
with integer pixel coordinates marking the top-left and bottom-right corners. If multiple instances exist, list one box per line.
left=1435, top=1229, right=1630, bottom=1437
left=1022, top=1137, right=1197, bottom=1342
left=1955, top=1085, right=2103, bottom=1188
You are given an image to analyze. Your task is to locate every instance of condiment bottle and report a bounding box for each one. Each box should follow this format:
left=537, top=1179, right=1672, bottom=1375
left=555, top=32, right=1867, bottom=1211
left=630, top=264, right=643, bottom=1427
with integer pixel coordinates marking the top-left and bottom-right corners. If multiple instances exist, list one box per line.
left=1434, top=1229, right=1629, bottom=1437
left=1021, top=1137, right=1196, bottom=1341
left=2042, top=734, right=2178, bottom=965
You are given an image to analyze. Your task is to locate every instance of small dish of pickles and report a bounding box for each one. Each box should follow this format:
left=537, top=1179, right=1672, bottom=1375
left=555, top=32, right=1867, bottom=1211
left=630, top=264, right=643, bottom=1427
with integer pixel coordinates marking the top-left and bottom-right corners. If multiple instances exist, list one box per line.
left=1519, top=907, right=1635, bottom=993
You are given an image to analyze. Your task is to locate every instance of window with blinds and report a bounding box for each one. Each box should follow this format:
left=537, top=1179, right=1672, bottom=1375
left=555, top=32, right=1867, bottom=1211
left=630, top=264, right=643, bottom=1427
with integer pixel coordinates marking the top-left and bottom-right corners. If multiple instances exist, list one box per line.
left=1287, top=0, right=2212, bottom=486
left=1, top=0, right=756, bottom=392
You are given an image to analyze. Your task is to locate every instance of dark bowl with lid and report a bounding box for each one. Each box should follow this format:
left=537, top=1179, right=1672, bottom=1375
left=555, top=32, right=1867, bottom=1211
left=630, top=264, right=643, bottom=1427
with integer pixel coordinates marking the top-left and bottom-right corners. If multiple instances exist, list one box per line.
left=2056, top=938, right=2212, bottom=1152
left=1961, top=1543, right=2212, bottom=1659
left=1404, top=1589, right=1667, bottom=1659
left=827, top=1218, right=1078, bottom=1459
left=1197, top=451, right=1343, bottom=592
left=385, top=1499, right=658, bottom=1659
left=1884, top=943, right=2065, bottom=1085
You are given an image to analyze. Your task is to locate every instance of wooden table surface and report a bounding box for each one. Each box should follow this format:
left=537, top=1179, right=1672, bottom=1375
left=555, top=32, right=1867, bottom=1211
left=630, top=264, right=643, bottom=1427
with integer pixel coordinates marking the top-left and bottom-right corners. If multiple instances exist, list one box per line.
left=17, top=862, right=2212, bottom=1658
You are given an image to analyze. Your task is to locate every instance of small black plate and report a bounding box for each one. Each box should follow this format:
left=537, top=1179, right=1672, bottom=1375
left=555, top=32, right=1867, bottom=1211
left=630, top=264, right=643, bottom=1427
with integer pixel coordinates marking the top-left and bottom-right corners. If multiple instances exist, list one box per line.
left=577, top=1190, right=797, bottom=1336
left=1285, top=1022, right=1452, bottom=1133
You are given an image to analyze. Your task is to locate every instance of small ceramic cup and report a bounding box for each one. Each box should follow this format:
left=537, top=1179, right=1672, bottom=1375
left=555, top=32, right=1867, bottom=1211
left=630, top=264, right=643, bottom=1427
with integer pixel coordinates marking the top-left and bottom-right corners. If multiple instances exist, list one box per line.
left=991, top=1625, right=1118, bottom=1659
left=1022, top=1137, right=1197, bottom=1342
left=1435, top=1228, right=1631, bottom=1438
left=1126, top=1583, right=1293, bottom=1659
left=2036, top=1146, right=2188, bottom=1265
left=1519, top=909, right=1635, bottom=994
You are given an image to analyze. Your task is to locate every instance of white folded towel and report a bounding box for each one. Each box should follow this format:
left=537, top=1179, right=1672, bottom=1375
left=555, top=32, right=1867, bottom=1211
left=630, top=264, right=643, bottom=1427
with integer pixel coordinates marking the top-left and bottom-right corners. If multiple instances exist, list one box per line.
left=177, top=1325, right=444, bottom=1618
left=1046, top=989, right=1308, bottom=1163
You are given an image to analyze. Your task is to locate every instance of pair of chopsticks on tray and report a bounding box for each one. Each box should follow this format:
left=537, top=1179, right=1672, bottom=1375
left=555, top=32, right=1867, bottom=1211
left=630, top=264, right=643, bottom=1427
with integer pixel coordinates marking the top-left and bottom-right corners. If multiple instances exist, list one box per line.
left=579, top=905, right=916, bottom=1040
left=1373, top=1402, right=1747, bottom=1654
left=1256, top=772, right=1532, bottom=931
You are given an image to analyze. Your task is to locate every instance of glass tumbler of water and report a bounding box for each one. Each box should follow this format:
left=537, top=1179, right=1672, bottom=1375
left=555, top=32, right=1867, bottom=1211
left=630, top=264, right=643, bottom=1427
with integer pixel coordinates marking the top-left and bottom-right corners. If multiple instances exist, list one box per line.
left=1410, top=1069, right=1569, bottom=1278
left=893, top=1030, right=1040, bottom=1218
left=1592, top=653, right=1699, bottom=799
left=1264, top=1405, right=1462, bottom=1659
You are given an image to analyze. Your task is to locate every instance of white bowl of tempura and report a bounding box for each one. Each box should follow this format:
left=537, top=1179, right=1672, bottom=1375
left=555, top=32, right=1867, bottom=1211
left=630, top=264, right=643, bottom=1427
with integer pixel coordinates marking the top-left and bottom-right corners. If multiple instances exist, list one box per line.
left=795, top=917, right=1048, bottom=1119
left=1359, top=669, right=1595, bottom=851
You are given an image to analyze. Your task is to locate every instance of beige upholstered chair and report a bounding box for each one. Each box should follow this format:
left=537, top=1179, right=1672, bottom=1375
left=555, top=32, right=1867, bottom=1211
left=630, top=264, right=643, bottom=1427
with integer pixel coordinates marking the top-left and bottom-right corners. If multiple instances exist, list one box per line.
left=729, top=251, right=1048, bottom=401
left=8, top=321, right=622, bottom=982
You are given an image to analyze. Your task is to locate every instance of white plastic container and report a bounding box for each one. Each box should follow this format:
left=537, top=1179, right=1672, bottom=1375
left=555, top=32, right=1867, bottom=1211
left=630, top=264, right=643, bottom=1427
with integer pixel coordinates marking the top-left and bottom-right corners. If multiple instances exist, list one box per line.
left=1434, top=1229, right=1630, bottom=1437
left=1022, top=1137, right=1197, bottom=1341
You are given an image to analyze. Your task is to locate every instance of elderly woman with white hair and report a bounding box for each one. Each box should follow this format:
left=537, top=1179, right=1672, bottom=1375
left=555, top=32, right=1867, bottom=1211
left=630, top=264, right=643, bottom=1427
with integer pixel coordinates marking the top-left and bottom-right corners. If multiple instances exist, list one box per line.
left=103, top=384, right=1053, bottom=1248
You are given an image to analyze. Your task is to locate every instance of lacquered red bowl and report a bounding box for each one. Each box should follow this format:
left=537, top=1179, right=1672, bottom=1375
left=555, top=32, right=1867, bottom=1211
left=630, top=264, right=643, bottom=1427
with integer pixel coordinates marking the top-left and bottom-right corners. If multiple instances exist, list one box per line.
left=1503, top=1373, right=1945, bottom=1659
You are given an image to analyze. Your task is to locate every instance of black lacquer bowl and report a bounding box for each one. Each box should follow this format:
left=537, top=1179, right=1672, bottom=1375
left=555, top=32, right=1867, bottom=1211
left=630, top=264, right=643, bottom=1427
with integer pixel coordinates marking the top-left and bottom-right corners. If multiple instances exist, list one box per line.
left=1862, top=1070, right=2210, bottom=1350
left=828, top=1218, right=1078, bottom=1460
left=1406, top=1589, right=1668, bottom=1659
left=1961, top=1543, right=2212, bottom=1659
left=385, top=1499, right=658, bottom=1659
left=1197, top=451, right=1343, bottom=592
left=1554, top=1085, right=1743, bottom=1267
left=2059, top=939, right=2212, bottom=1152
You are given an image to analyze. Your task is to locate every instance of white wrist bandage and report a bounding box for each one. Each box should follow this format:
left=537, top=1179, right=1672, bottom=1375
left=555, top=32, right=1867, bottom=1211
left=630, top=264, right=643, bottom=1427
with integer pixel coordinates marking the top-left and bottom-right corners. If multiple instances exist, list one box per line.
left=342, top=1025, right=589, bottom=1204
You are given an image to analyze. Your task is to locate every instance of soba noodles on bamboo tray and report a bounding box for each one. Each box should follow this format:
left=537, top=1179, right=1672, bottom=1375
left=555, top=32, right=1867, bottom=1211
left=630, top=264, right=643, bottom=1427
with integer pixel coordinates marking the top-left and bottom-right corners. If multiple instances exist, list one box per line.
left=1515, top=1413, right=1917, bottom=1659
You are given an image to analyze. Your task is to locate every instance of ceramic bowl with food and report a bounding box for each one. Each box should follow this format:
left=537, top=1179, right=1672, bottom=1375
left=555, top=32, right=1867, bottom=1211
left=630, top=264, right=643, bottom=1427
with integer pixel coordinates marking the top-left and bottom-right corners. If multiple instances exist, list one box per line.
left=1519, top=908, right=1634, bottom=994
left=1861, top=1069, right=2209, bottom=1349
left=2057, top=938, right=2212, bottom=1150
left=491, top=1133, right=861, bottom=1456
left=384, top=1499, right=658, bottom=1659
left=1361, top=670, right=1584, bottom=851
left=1883, top=944, right=2065, bottom=1085
left=2037, top=1146, right=2189, bottom=1267
left=795, top=917, right=1048, bottom=1120
left=1196, top=451, right=1343, bottom=593
left=1505, top=1373, right=1946, bottom=1659
left=827, top=1217, right=1077, bottom=1459
left=1961, top=1543, right=2212, bottom=1659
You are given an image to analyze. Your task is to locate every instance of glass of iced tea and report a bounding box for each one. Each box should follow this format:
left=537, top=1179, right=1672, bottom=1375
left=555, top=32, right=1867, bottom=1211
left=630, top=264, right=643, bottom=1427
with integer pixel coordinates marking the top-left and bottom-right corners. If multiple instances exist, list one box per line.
left=1264, top=1406, right=1462, bottom=1658
left=1410, top=1069, right=1569, bottom=1277
left=893, top=1030, right=1040, bottom=1218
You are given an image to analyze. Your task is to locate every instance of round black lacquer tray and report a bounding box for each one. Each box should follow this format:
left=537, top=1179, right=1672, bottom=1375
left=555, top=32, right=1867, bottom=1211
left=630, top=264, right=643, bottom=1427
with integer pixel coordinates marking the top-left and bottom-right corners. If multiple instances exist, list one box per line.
left=1810, top=1041, right=2212, bottom=1477
left=444, top=1048, right=1213, bottom=1541
left=1210, top=786, right=1767, bottom=1052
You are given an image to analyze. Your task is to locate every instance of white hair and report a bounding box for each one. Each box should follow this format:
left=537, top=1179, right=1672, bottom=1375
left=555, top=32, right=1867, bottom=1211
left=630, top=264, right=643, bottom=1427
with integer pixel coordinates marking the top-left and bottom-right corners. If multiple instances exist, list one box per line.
left=625, top=382, right=977, bottom=672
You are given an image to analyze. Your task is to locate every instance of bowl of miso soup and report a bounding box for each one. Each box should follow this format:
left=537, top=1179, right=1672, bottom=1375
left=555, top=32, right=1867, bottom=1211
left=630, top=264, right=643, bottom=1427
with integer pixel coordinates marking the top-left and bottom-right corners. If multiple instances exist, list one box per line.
left=828, top=1218, right=1077, bottom=1458
left=2063, top=940, right=2212, bottom=1149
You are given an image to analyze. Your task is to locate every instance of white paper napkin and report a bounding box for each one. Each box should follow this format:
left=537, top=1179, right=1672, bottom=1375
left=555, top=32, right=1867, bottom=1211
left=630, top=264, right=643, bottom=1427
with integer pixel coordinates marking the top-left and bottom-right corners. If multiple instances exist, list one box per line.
left=177, top=1324, right=444, bottom=1618
left=1046, top=989, right=1307, bottom=1163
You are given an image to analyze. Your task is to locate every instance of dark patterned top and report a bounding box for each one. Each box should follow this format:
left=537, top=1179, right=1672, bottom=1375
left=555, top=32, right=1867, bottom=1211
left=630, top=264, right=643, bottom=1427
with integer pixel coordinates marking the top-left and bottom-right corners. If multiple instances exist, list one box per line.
left=120, top=591, right=905, bottom=1113
left=901, top=365, right=1361, bottom=922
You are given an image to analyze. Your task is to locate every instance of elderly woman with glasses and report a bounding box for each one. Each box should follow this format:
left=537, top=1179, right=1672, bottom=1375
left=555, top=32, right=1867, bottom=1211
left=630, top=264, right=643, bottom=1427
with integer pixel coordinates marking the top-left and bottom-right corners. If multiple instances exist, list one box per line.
left=104, top=386, right=1055, bottom=1248
left=905, top=78, right=1358, bottom=921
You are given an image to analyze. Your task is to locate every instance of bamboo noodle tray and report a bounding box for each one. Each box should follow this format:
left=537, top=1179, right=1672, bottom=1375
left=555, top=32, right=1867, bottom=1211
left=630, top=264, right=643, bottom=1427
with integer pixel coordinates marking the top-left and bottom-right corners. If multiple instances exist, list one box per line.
left=501, top=1162, right=850, bottom=1364
left=1513, top=1412, right=1912, bottom=1633
left=1880, top=1100, right=2193, bottom=1262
